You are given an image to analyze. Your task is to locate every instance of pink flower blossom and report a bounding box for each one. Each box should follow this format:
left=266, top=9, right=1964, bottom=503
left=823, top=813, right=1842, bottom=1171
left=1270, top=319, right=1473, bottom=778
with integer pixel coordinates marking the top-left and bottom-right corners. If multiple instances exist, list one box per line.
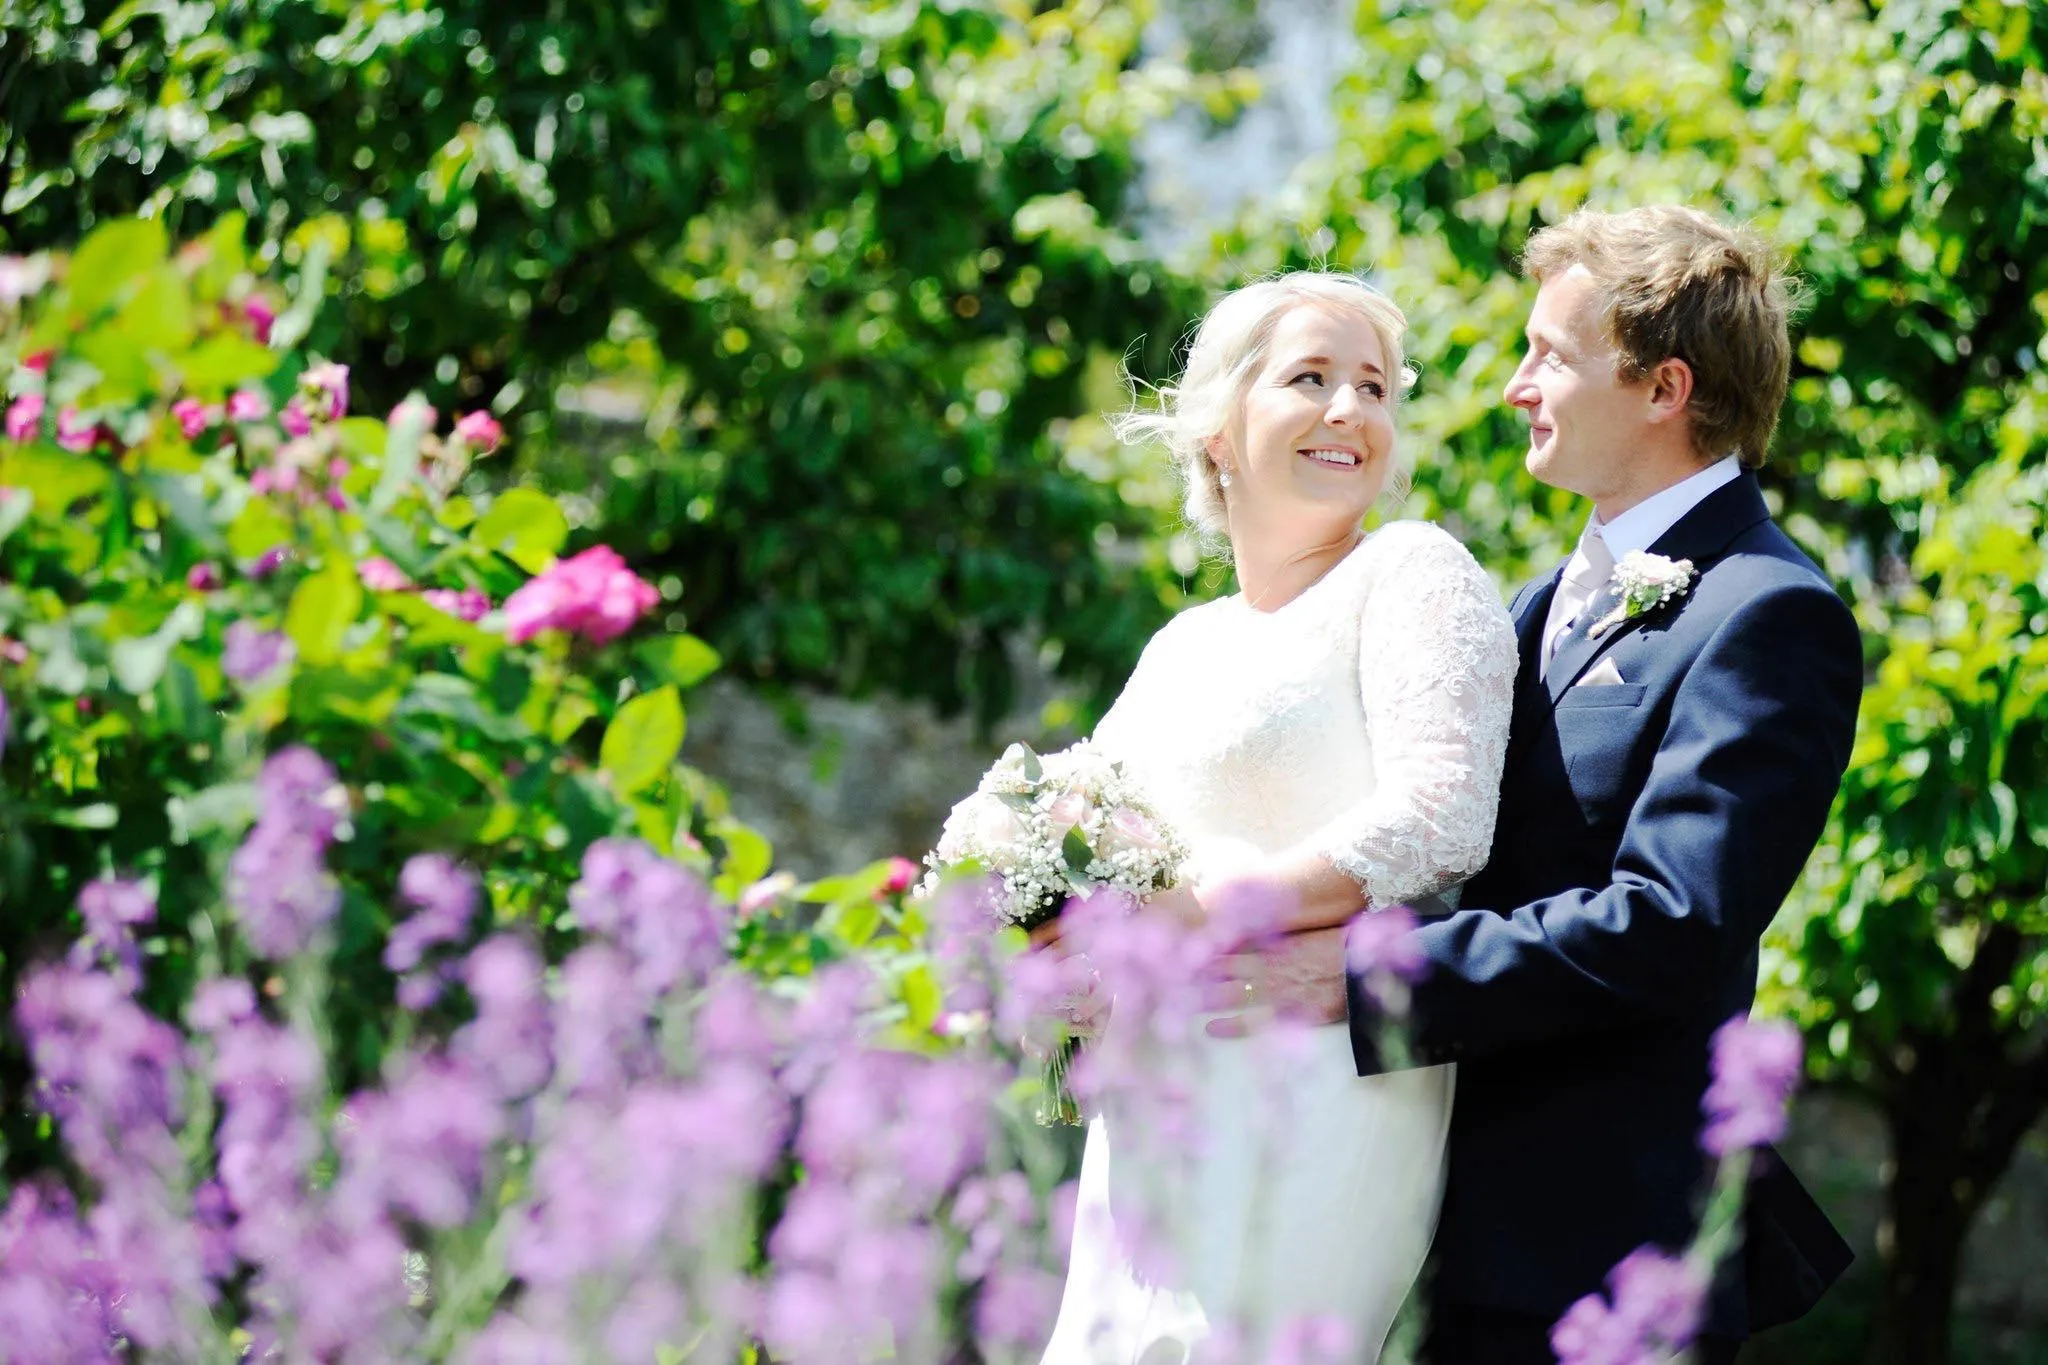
left=186, top=563, right=222, bottom=591
left=280, top=398, right=312, bottom=438
left=227, top=388, right=270, bottom=423
left=358, top=557, right=410, bottom=592
left=301, top=362, right=349, bottom=422
left=249, top=546, right=289, bottom=579
left=501, top=544, right=660, bottom=646
left=21, top=350, right=52, bottom=373
left=170, top=398, right=217, bottom=440
left=423, top=587, right=491, bottom=622
left=452, top=410, right=505, bottom=453
left=242, top=297, right=276, bottom=344
left=4, top=392, right=43, bottom=442
left=388, top=398, right=437, bottom=430
left=880, top=856, right=920, bottom=896
left=55, top=407, right=97, bottom=452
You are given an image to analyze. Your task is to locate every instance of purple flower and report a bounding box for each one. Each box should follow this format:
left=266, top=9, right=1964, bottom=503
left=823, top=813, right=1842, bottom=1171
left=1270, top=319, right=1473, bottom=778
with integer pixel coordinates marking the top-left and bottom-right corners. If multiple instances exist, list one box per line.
left=1344, top=904, right=1427, bottom=1013
left=334, top=1057, right=504, bottom=1229
left=357, top=556, right=411, bottom=591
left=186, top=561, right=222, bottom=591
left=1552, top=1245, right=1707, bottom=1364
left=0, top=1182, right=122, bottom=1361
left=454, top=935, right=553, bottom=1100
left=249, top=544, right=289, bottom=578
left=221, top=620, right=291, bottom=681
left=975, top=1265, right=1063, bottom=1352
left=1263, top=1314, right=1356, bottom=1365
left=568, top=838, right=726, bottom=998
left=385, top=853, right=479, bottom=973
left=188, top=977, right=257, bottom=1033
left=280, top=396, right=313, bottom=438
left=1701, top=1015, right=1804, bottom=1156
left=209, top=1015, right=323, bottom=1261
left=69, top=875, right=156, bottom=991
left=241, top=297, right=276, bottom=344
left=226, top=747, right=343, bottom=958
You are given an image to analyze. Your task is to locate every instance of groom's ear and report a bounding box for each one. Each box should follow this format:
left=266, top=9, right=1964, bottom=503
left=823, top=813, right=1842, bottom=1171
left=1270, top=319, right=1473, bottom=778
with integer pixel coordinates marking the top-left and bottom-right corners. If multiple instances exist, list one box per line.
left=1644, top=356, right=1695, bottom=425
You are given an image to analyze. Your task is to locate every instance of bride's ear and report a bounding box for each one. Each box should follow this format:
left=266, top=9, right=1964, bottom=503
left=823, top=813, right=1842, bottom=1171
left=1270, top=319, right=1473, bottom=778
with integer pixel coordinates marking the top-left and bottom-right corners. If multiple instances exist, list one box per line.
left=1204, top=432, right=1234, bottom=480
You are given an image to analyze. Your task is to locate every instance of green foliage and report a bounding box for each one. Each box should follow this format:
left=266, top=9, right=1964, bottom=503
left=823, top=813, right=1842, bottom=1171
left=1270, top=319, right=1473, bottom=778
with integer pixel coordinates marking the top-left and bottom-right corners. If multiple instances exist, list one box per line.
left=2, top=0, right=1246, bottom=722
left=0, top=218, right=753, bottom=1168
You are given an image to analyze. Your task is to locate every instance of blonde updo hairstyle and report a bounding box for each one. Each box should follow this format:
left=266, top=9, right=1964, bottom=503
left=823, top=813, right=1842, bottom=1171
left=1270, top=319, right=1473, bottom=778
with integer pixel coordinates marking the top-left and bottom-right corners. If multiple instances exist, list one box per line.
left=1114, top=272, right=1417, bottom=547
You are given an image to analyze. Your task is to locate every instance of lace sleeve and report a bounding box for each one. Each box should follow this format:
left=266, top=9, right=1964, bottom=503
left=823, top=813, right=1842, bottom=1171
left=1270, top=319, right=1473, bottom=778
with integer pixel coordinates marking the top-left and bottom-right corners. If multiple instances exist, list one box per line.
left=1302, top=524, right=1518, bottom=908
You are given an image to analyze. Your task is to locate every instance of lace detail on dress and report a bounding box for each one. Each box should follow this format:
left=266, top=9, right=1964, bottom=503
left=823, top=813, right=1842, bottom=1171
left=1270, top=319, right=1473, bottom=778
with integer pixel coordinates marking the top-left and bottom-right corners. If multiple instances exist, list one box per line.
left=1090, top=519, right=1516, bottom=910
left=1308, top=524, right=1517, bottom=908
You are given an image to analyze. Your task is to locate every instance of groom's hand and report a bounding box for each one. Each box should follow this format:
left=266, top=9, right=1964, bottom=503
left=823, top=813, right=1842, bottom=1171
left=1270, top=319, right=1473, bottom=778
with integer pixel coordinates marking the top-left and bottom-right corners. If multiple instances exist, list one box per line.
left=1203, top=924, right=1349, bottom=1036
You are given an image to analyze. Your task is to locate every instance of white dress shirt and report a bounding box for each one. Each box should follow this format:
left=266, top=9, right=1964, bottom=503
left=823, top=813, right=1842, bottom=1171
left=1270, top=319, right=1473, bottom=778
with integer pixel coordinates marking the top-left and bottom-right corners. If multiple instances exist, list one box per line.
left=1540, top=456, right=1741, bottom=677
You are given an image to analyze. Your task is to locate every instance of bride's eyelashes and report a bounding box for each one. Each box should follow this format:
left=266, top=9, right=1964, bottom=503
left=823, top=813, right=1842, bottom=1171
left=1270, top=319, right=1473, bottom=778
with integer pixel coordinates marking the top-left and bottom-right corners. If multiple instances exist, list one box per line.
left=1287, top=369, right=1388, bottom=399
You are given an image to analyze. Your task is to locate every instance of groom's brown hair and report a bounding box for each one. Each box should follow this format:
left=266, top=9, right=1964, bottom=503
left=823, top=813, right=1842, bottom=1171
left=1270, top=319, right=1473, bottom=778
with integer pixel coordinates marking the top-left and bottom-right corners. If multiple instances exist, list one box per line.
left=1521, top=206, right=1795, bottom=469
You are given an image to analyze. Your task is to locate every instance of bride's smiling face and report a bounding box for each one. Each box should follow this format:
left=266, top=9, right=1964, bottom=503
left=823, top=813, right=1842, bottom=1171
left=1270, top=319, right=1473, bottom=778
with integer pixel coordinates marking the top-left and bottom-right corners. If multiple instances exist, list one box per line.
left=1209, top=302, right=1397, bottom=545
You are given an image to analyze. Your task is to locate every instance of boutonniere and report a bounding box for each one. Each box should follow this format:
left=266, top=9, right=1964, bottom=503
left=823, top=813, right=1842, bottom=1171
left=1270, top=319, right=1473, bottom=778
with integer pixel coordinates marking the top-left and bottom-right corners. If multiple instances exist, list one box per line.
left=1588, top=551, right=1697, bottom=639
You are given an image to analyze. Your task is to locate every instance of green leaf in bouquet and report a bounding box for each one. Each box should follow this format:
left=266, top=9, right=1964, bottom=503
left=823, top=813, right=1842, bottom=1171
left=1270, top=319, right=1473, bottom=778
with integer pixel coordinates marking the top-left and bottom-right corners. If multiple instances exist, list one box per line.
left=600, top=684, right=685, bottom=794
left=996, top=791, right=1035, bottom=814
left=1001, top=741, right=1043, bottom=784
left=1061, top=825, right=1095, bottom=880
left=472, top=487, right=567, bottom=573
left=67, top=217, right=168, bottom=319
left=285, top=558, right=364, bottom=664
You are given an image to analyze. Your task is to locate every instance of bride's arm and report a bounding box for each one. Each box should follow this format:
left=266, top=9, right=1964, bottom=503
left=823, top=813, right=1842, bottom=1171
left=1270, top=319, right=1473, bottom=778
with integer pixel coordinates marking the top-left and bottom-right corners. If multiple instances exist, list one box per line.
left=1193, top=525, right=1516, bottom=935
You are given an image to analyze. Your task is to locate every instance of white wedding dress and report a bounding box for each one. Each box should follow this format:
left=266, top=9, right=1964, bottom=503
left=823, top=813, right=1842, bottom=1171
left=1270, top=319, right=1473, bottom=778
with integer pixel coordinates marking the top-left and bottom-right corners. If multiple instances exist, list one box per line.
left=1040, top=520, right=1517, bottom=1364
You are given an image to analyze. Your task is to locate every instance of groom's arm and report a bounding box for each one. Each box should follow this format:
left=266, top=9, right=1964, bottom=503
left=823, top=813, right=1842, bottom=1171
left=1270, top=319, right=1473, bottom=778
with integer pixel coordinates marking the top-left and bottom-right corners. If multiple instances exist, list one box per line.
left=1349, top=577, right=1862, bottom=1075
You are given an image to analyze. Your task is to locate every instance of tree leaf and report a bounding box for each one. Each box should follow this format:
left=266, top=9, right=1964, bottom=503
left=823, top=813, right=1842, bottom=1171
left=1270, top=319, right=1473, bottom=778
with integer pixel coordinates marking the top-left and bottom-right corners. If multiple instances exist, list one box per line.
left=472, top=487, right=568, bottom=573
left=67, top=217, right=167, bottom=318
left=285, top=558, right=364, bottom=664
left=635, top=633, right=722, bottom=689
left=599, top=684, right=684, bottom=794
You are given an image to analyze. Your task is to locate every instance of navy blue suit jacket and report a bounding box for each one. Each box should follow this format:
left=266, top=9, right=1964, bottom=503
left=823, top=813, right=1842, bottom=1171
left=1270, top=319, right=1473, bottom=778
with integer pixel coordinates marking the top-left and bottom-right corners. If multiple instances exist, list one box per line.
left=1349, top=473, right=1862, bottom=1338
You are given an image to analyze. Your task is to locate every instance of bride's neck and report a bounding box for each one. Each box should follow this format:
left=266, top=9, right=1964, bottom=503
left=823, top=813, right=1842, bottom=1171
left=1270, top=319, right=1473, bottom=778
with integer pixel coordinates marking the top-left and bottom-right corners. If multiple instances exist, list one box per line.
left=1229, top=526, right=1364, bottom=613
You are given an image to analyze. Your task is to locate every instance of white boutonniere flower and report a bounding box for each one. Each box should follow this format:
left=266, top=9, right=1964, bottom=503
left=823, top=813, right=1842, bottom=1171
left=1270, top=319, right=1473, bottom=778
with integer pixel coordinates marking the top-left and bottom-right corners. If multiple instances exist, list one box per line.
left=1588, top=551, right=1697, bottom=639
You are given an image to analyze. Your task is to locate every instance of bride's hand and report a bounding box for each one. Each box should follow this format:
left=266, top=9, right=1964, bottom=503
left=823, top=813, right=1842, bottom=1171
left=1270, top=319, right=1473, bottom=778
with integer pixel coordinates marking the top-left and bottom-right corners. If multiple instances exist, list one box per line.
left=1140, top=883, right=1207, bottom=929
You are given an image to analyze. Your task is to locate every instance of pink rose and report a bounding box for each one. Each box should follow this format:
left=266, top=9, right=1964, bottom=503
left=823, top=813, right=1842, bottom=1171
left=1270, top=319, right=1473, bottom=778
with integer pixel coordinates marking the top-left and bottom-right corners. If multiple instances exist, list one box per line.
left=171, top=397, right=219, bottom=440
left=1045, top=788, right=1088, bottom=833
left=301, top=362, right=349, bottom=422
left=358, top=557, right=411, bottom=591
left=423, top=587, right=491, bottom=622
left=21, top=351, right=52, bottom=374
left=501, top=544, right=659, bottom=645
left=280, top=397, right=312, bottom=438
left=881, top=856, right=920, bottom=896
left=55, top=407, right=97, bottom=453
left=452, top=410, right=504, bottom=453
left=389, top=398, right=437, bottom=431
left=227, top=388, right=271, bottom=423
left=1107, top=806, right=1164, bottom=852
left=242, top=297, right=277, bottom=344
left=4, top=393, right=43, bottom=442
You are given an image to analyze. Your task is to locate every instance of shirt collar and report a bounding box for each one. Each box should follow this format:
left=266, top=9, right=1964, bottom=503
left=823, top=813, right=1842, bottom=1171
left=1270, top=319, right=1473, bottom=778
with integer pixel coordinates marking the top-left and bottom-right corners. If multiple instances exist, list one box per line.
left=1587, top=455, right=1742, bottom=559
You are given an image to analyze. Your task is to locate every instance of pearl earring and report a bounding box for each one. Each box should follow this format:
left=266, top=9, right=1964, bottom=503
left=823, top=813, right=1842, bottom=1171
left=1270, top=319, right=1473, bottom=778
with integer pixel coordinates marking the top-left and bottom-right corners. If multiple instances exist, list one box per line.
left=1219, top=469, right=1234, bottom=488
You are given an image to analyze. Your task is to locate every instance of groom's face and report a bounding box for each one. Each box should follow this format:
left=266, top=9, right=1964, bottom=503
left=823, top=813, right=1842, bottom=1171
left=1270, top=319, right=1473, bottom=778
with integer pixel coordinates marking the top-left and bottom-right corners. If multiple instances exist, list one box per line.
left=1504, top=265, right=1649, bottom=503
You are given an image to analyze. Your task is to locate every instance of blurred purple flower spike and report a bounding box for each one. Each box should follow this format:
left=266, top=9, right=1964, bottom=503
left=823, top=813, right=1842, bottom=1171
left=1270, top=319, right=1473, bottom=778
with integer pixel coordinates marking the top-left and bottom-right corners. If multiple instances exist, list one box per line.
left=1552, top=1244, right=1707, bottom=1365
left=1701, top=1014, right=1804, bottom=1156
left=1344, top=904, right=1427, bottom=1013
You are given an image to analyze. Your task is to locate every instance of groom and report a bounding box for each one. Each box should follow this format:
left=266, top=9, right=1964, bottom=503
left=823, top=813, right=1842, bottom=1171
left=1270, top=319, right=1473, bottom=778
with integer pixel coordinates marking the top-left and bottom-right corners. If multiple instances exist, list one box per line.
left=1238, top=205, right=1861, bottom=1362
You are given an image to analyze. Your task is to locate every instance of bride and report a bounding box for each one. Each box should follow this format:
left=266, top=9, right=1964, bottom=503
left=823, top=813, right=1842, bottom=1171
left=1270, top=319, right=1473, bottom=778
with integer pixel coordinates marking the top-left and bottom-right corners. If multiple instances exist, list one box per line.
left=1038, top=273, right=1517, bottom=1363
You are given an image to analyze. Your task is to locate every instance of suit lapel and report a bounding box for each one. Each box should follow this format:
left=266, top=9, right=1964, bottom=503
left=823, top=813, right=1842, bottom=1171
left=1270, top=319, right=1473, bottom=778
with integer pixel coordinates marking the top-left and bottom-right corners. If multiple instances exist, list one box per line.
left=1542, top=472, right=1771, bottom=705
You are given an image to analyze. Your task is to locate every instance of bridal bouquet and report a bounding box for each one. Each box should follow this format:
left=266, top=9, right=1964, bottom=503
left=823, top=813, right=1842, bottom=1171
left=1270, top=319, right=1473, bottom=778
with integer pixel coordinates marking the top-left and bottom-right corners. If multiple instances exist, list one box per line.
left=921, top=741, right=1188, bottom=933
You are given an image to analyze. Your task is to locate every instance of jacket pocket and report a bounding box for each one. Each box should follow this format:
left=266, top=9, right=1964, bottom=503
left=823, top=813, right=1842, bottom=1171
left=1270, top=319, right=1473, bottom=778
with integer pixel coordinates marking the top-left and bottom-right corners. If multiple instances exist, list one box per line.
left=1555, top=683, right=1647, bottom=709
